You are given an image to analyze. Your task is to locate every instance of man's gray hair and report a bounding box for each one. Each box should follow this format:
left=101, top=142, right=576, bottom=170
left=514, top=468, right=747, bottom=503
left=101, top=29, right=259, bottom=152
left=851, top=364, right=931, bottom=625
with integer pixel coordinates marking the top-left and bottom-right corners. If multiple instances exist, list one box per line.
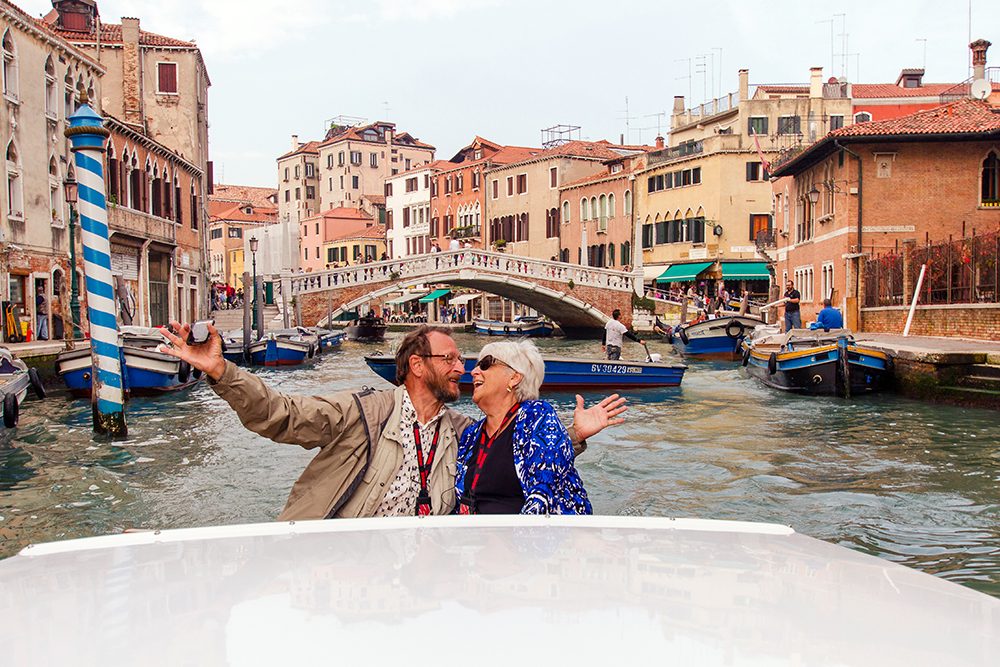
left=478, top=339, right=544, bottom=401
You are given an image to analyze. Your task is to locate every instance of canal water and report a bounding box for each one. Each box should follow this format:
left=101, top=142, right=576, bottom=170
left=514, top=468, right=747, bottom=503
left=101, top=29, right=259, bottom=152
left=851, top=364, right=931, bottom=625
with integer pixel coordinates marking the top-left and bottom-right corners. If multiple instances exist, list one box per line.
left=2, top=332, right=999, bottom=599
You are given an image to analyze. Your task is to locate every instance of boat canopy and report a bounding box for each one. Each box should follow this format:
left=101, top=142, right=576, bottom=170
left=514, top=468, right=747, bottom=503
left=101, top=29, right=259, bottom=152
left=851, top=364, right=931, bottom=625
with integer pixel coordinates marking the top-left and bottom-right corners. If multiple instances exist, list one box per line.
left=385, top=291, right=427, bottom=305
left=418, top=288, right=452, bottom=303
left=720, top=261, right=770, bottom=279
left=656, top=261, right=714, bottom=282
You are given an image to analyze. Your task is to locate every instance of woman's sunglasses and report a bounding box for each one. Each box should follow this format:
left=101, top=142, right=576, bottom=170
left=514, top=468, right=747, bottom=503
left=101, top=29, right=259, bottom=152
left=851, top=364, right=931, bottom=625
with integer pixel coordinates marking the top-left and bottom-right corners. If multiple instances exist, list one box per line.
left=476, top=355, right=513, bottom=372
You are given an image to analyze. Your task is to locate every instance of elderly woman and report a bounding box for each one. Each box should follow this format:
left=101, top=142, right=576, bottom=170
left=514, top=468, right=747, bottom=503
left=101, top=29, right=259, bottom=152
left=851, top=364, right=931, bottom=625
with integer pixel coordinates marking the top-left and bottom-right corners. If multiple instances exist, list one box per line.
left=455, top=339, right=592, bottom=515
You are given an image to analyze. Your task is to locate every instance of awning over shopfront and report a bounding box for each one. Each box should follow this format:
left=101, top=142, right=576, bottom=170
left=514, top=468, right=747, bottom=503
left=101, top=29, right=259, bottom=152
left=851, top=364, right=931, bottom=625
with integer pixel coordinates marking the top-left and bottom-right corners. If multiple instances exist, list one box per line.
left=418, top=288, right=452, bottom=303
left=643, top=265, right=668, bottom=281
left=656, top=261, right=714, bottom=282
left=719, top=262, right=770, bottom=279
left=448, top=293, right=481, bottom=306
left=385, top=291, right=427, bottom=306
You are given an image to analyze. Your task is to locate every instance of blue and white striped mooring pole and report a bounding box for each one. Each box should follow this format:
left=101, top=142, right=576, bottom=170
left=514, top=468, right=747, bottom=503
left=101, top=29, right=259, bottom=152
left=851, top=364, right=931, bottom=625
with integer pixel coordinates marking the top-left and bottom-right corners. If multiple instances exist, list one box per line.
left=65, top=101, right=127, bottom=437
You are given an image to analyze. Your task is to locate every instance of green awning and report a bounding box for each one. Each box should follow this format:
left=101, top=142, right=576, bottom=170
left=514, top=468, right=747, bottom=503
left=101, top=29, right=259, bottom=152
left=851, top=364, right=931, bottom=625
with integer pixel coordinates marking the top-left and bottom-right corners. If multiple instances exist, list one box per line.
left=720, top=262, right=770, bottom=279
left=656, top=261, right=714, bottom=282
left=418, top=288, right=451, bottom=303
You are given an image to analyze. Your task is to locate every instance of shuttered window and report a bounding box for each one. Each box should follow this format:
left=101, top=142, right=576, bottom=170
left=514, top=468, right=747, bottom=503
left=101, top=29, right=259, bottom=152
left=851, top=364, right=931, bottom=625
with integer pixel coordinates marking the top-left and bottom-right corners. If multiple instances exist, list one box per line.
left=157, top=62, right=178, bottom=94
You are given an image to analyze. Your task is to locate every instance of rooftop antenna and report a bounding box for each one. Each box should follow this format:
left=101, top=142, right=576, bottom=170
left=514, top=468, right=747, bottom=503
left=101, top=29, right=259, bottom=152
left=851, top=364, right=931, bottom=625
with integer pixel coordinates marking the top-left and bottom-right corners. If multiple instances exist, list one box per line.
left=382, top=101, right=390, bottom=122
left=916, top=39, right=927, bottom=72
left=674, top=58, right=692, bottom=109
left=817, top=18, right=834, bottom=75
left=712, top=47, right=722, bottom=100
left=617, top=96, right=638, bottom=144
left=695, top=54, right=709, bottom=105
left=834, top=13, right=846, bottom=77
left=644, top=111, right=667, bottom=137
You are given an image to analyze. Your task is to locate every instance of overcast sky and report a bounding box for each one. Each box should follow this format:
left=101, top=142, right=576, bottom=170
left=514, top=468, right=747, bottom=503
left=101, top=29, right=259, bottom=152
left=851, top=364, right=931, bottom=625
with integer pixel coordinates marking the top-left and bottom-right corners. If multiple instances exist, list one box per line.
left=18, top=0, right=1000, bottom=188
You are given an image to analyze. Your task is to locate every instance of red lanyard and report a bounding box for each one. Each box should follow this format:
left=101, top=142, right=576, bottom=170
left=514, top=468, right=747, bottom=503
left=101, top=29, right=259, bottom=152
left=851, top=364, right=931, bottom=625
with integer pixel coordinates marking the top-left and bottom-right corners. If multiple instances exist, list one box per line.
left=412, top=420, right=441, bottom=516
left=460, top=403, right=520, bottom=514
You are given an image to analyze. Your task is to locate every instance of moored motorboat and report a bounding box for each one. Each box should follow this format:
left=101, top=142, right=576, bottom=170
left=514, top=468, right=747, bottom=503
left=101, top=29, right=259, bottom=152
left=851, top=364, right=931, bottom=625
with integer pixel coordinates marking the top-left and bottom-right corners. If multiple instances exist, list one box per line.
left=55, top=328, right=203, bottom=398
left=247, top=329, right=318, bottom=366
left=741, top=327, right=890, bottom=397
left=473, top=316, right=555, bottom=337
left=0, top=346, right=45, bottom=440
left=344, top=313, right=387, bottom=342
left=671, top=313, right=765, bottom=360
left=365, top=353, right=685, bottom=389
left=1, top=515, right=998, bottom=665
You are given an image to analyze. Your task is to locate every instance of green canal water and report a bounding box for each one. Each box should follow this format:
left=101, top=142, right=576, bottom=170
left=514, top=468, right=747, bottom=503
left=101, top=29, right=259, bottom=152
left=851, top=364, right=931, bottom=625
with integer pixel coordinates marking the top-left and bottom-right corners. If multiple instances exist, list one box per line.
left=2, top=333, right=999, bottom=598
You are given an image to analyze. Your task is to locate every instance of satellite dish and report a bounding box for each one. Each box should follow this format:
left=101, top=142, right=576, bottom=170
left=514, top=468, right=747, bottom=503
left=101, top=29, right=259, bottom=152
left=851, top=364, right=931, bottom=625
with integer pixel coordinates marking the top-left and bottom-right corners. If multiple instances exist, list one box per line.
left=837, top=76, right=848, bottom=85
left=971, top=79, right=991, bottom=100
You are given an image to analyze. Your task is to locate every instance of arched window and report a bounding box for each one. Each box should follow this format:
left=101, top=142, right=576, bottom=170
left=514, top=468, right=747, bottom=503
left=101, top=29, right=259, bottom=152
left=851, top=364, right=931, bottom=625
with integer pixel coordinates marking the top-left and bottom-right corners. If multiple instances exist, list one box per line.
left=599, top=195, right=607, bottom=230
left=49, top=156, right=62, bottom=226
left=621, top=241, right=631, bottom=267
left=608, top=193, right=615, bottom=218
left=64, top=69, right=76, bottom=118
left=982, top=151, right=1000, bottom=205
left=624, top=190, right=632, bottom=216
left=6, top=140, right=23, bottom=219
left=853, top=111, right=872, bottom=124
left=608, top=243, right=615, bottom=266
left=590, top=197, right=598, bottom=221
left=45, top=56, right=56, bottom=117
left=562, top=200, right=570, bottom=224
left=2, top=30, right=18, bottom=100
left=580, top=198, right=588, bottom=221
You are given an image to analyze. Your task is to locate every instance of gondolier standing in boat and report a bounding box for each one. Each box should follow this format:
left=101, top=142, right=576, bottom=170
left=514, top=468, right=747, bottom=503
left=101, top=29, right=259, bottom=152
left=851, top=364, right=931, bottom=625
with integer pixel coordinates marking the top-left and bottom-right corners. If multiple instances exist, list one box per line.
left=602, top=309, right=644, bottom=361
left=783, top=280, right=801, bottom=332
left=158, top=323, right=626, bottom=520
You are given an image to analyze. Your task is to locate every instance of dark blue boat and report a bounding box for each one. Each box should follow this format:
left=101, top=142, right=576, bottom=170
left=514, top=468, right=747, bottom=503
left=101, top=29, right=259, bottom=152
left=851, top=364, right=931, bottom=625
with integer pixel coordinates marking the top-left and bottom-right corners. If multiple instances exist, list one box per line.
left=364, top=354, right=685, bottom=389
left=671, top=314, right=765, bottom=360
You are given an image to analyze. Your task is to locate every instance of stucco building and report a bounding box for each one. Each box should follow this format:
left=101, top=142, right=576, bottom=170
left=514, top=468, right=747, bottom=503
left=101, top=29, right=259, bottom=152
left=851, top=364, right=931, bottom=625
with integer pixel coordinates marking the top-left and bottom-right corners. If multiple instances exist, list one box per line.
left=276, top=137, right=320, bottom=225
left=384, top=160, right=447, bottom=258
left=299, top=206, right=377, bottom=272
left=209, top=184, right=278, bottom=288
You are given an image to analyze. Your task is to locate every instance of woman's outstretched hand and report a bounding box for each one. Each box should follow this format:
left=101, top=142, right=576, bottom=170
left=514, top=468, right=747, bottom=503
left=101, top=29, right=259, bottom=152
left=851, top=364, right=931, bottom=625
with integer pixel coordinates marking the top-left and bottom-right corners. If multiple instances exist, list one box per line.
left=158, top=321, right=227, bottom=382
left=573, top=393, right=627, bottom=441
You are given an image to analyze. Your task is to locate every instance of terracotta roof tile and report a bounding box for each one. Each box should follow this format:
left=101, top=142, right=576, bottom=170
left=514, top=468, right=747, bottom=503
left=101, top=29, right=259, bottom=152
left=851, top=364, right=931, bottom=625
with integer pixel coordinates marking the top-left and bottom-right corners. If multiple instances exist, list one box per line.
left=43, top=19, right=197, bottom=48
left=851, top=83, right=966, bottom=99
left=303, top=207, right=374, bottom=221
left=330, top=225, right=386, bottom=242
left=211, top=184, right=278, bottom=209
left=830, top=97, right=1000, bottom=137
left=276, top=141, right=321, bottom=160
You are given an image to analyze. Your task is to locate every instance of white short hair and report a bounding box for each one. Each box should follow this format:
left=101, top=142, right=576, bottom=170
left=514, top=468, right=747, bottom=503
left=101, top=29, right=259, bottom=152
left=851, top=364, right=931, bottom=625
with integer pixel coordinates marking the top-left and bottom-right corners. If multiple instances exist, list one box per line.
left=478, top=339, right=544, bottom=401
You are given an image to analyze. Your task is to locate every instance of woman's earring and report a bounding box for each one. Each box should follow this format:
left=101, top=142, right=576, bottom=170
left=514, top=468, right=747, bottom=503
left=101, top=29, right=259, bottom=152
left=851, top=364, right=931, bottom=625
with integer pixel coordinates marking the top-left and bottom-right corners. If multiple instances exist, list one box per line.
left=507, top=386, right=512, bottom=393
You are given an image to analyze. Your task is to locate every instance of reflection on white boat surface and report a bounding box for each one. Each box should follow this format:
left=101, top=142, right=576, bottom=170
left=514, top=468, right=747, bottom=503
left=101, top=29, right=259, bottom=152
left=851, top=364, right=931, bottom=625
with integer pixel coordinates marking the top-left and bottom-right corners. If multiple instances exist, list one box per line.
left=2, top=516, right=998, bottom=665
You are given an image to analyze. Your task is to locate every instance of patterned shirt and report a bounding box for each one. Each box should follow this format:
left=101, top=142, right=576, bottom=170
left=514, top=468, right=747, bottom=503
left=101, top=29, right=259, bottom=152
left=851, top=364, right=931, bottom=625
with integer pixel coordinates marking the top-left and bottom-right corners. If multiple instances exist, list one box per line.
left=373, top=390, right=446, bottom=517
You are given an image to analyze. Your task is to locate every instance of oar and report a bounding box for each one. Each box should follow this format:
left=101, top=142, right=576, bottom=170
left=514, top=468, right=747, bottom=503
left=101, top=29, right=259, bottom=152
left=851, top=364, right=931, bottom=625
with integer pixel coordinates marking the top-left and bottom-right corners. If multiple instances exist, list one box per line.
left=642, top=341, right=652, bottom=363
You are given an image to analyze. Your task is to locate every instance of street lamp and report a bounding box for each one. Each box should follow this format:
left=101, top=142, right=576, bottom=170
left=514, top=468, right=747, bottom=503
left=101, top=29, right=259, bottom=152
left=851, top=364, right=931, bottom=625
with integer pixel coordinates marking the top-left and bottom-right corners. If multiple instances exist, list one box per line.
left=807, top=187, right=821, bottom=205
left=63, top=176, right=82, bottom=339
left=249, top=236, right=259, bottom=332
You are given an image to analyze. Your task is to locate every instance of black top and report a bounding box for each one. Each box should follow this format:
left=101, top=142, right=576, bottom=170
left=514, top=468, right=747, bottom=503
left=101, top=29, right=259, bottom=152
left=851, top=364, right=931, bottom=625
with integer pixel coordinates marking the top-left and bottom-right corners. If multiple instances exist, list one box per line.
left=784, top=289, right=801, bottom=313
left=464, top=419, right=525, bottom=514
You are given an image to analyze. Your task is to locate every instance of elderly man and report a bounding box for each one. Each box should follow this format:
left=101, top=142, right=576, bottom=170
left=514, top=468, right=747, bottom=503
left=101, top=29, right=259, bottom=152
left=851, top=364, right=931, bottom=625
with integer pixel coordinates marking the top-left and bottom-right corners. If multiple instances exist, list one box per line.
left=160, top=324, right=625, bottom=520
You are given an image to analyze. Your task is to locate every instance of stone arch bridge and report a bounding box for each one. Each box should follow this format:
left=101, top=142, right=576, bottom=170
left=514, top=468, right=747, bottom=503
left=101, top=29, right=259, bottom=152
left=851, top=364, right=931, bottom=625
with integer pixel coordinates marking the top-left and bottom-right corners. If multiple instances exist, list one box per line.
left=278, top=249, right=640, bottom=336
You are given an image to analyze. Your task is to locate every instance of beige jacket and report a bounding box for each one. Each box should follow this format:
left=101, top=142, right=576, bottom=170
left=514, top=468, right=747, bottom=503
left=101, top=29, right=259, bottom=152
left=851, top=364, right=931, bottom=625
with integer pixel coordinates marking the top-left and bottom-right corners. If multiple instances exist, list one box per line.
left=209, top=361, right=473, bottom=520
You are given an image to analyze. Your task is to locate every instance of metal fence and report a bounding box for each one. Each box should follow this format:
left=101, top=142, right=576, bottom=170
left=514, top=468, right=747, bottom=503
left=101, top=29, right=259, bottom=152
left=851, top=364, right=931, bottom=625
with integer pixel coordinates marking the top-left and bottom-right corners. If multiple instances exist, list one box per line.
left=863, top=229, right=1000, bottom=307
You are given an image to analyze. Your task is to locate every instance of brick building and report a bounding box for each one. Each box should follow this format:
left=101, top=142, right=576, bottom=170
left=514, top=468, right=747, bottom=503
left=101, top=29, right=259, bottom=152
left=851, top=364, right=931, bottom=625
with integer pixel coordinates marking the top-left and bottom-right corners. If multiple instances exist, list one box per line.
left=428, top=137, right=538, bottom=252
left=485, top=141, right=645, bottom=262
left=769, top=96, right=1000, bottom=327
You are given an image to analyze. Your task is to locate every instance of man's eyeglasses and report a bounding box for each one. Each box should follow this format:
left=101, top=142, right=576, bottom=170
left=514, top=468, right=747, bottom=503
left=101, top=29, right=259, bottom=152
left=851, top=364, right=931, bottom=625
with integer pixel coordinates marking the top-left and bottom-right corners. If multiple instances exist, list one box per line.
left=476, top=355, right=513, bottom=372
left=420, top=353, right=463, bottom=366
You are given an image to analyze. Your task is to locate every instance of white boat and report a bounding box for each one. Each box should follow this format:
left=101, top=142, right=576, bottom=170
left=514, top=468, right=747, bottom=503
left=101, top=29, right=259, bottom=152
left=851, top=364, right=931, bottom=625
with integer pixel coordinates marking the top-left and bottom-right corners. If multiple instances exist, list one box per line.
left=474, top=315, right=555, bottom=337
left=1, top=515, right=997, bottom=665
left=0, top=346, right=44, bottom=441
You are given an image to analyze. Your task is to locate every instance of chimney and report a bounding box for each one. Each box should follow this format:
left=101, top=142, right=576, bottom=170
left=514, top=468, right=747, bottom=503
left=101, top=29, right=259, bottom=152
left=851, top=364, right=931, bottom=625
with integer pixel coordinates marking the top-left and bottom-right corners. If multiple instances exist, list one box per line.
left=971, top=39, right=992, bottom=80
left=810, top=67, right=823, bottom=98
left=121, top=17, right=142, bottom=126
left=739, top=69, right=749, bottom=101
left=672, top=96, right=685, bottom=115
left=292, top=135, right=299, bottom=151
left=655, top=136, right=665, bottom=149
left=620, top=133, right=624, bottom=146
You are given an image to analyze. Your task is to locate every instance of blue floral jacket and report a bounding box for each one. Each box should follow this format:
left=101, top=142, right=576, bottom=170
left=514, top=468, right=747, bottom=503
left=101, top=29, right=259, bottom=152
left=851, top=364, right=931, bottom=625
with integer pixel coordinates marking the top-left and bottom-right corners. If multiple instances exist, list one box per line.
left=455, top=400, right=592, bottom=515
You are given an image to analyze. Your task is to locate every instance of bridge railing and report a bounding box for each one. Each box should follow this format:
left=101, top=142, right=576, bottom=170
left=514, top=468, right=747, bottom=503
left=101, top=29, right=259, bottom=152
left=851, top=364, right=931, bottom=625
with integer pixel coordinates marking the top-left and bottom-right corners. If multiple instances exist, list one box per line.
left=285, top=249, right=637, bottom=296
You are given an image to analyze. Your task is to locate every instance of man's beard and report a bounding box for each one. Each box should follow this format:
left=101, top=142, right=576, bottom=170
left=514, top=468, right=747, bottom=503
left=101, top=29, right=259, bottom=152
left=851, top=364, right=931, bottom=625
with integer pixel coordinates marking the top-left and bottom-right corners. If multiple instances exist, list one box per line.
left=426, top=365, right=460, bottom=403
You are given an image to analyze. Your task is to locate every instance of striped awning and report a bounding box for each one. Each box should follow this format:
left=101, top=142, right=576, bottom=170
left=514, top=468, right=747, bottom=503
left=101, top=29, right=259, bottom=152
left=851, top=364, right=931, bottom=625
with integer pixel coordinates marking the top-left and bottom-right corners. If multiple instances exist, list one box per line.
left=656, top=261, right=714, bottom=282
left=418, top=288, right=452, bottom=303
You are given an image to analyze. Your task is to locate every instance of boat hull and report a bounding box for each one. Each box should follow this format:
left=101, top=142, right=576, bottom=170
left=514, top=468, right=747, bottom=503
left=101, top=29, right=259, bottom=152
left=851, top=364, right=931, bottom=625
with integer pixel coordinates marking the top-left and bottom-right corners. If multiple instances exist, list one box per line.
left=473, top=318, right=555, bottom=337
left=248, top=337, right=314, bottom=366
left=672, top=315, right=764, bottom=360
left=56, top=345, right=203, bottom=398
left=344, top=319, right=387, bottom=341
left=742, top=336, right=889, bottom=396
left=365, top=354, right=685, bottom=389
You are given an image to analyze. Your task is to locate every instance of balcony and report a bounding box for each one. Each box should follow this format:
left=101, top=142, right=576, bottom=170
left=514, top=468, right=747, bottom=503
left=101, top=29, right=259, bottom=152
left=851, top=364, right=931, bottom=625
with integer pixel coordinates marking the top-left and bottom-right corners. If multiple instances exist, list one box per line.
left=107, top=205, right=176, bottom=245
left=647, top=140, right=703, bottom=166
left=755, top=229, right=777, bottom=250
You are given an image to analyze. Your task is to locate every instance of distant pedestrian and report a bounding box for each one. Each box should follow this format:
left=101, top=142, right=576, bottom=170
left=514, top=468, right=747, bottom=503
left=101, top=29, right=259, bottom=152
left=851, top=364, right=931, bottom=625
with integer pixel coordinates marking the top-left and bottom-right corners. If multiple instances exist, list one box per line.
left=35, top=294, right=49, bottom=340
